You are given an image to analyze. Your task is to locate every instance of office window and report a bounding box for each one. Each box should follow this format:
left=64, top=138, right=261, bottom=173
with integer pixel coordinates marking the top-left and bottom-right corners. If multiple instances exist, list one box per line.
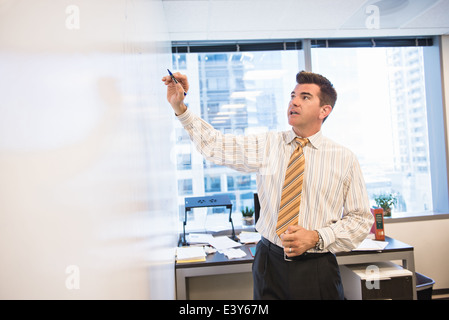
left=176, top=153, right=191, bottom=170
left=227, top=174, right=256, bottom=191
left=172, top=48, right=305, bottom=231
left=311, top=46, right=432, bottom=213
left=204, top=175, right=222, bottom=193
left=178, top=179, right=193, bottom=196
left=172, top=38, right=446, bottom=232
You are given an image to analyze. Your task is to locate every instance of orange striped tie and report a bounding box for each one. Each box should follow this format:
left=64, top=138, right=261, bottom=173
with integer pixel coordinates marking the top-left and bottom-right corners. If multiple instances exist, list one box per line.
left=276, top=137, right=309, bottom=236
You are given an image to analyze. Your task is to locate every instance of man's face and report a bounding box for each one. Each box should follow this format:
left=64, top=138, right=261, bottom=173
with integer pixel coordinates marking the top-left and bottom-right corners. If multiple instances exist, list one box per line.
left=287, top=83, right=328, bottom=136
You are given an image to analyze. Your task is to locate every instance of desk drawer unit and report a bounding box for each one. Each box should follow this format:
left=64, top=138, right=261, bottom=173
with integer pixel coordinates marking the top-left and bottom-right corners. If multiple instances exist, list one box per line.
left=340, top=261, right=413, bottom=300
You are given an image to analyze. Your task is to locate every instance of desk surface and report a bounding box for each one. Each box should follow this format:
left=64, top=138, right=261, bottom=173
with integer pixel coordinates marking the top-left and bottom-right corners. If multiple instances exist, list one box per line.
left=175, top=236, right=413, bottom=269
left=176, top=244, right=256, bottom=269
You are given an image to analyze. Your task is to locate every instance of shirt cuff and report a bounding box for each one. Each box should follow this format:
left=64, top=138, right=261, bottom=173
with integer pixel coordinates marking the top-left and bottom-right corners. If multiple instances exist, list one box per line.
left=316, top=226, right=335, bottom=250
left=176, top=108, right=193, bottom=126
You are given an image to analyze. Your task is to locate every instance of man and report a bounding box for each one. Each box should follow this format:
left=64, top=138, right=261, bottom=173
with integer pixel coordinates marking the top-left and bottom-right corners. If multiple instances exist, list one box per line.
left=162, top=71, right=373, bottom=300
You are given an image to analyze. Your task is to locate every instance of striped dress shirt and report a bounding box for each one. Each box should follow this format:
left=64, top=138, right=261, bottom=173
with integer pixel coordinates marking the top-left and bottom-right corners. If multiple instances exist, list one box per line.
left=177, top=109, right=374, bottom=253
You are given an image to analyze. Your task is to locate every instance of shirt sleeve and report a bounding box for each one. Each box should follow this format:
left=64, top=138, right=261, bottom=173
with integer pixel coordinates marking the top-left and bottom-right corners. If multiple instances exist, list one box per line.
left=317, top=154, right=374, bottom=253
left=177, top=109, right=265, bottom=173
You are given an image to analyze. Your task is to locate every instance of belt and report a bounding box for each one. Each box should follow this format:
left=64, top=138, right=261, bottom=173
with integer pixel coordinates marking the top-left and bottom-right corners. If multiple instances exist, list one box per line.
left=260, top=236, right=326, bottom=262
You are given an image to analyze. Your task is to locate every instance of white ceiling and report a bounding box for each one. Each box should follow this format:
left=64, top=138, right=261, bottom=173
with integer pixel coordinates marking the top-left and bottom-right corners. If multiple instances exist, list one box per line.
left=162, top=0, right=449, bottom=41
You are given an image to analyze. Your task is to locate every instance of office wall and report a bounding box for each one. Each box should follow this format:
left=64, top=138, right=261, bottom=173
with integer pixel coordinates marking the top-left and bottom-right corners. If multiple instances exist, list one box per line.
left=386, top=218, right=449, bottom=290
left=0, top=0, right=177, bottom=299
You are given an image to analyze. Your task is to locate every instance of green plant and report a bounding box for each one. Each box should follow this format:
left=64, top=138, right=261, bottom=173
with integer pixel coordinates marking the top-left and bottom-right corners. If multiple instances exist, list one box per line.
left=373, top=193, right=397, bottom=210
left=241, top=206, right=254, bottom=218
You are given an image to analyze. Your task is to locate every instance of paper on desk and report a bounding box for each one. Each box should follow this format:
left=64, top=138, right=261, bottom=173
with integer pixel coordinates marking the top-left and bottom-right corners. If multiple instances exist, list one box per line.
left=346, top=261, right=412, bottom=280
left=353, top=238, right=388, bottom=251
left=221, top=248, right=247, bottom=259
left=208, top=236, right=242, bottom=251
left=176, top=246, right=206, bottom=262
left=238, top=231, right=261, bottom=244
left=186, top=233, right=214, bottom=244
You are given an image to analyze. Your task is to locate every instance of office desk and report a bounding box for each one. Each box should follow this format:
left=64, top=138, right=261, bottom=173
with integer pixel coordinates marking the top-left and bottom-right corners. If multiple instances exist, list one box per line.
left=175, top=236, right=416, bottom=300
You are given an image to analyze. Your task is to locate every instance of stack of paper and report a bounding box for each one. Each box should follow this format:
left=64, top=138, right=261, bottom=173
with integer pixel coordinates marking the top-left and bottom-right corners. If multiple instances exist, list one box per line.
left=353, top=238, right=388, bottom=251
left=176, top=246, right=206, bottom=263
left=238, top=231, right=261, bottom=244
left=208, top=236, right=242, bottom=251
left=221, top=248, right=247, bottom=259
left=346, top=261, right=412, bottom=280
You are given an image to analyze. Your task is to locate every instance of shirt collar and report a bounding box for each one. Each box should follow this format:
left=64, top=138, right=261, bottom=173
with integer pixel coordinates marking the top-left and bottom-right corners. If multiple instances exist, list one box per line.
left=284, top=129, right=323, bottom=149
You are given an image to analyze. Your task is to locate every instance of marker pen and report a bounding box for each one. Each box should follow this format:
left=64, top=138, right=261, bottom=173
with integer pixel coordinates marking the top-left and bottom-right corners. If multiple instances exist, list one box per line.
left=167, top=69, right=187, bottom=96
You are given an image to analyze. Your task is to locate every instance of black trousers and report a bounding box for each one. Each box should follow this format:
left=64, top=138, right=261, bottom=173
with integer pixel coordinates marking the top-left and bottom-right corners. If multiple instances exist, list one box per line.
left=252, top=237, right=344, bottom=300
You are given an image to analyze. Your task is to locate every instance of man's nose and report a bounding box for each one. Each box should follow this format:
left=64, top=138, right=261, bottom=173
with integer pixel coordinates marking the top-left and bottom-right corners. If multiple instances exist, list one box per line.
left=291, top=97, right=300, bottom=107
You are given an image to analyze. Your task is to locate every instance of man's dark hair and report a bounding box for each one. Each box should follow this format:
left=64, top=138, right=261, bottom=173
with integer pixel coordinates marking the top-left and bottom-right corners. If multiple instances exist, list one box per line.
left=296, top=71, right=337, bottom=122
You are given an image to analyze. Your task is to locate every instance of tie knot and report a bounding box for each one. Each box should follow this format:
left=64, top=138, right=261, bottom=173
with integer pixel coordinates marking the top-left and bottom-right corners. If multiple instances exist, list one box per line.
left=295, top=137, right=309, bottom=148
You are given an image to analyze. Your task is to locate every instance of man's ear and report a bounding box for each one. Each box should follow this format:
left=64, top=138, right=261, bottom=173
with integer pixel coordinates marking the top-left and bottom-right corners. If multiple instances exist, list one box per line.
left=320, top=105, right=333, bottom=121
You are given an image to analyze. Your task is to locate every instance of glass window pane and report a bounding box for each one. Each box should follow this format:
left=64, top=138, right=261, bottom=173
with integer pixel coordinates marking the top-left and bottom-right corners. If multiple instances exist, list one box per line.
left=311, top=47, right=433, bottom=214
left=173, top=49, right=305, bottom=231
left=178, top=179, right=193, bottom=195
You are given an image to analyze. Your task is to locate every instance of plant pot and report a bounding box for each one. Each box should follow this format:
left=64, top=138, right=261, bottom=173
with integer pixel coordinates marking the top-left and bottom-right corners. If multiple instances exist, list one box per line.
left=383, top=207, right=392, bottom=217
left=242, top=217, right=254, bottom=225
